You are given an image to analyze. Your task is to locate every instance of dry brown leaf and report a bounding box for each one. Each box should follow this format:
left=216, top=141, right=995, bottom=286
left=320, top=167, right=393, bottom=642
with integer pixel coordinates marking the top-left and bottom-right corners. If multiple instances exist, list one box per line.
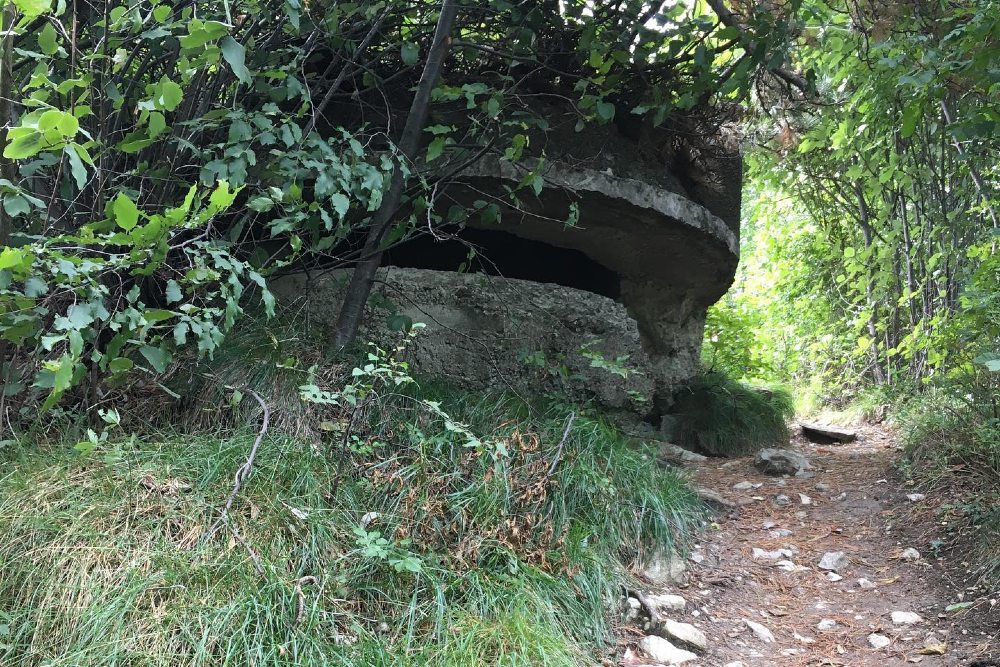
left=918, top=643, right=947, bottom=655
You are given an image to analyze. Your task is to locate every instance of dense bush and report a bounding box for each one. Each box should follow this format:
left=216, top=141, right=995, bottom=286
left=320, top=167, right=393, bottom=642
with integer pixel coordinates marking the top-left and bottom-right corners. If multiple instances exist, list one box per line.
left=669, top=371, right=794, bottom=457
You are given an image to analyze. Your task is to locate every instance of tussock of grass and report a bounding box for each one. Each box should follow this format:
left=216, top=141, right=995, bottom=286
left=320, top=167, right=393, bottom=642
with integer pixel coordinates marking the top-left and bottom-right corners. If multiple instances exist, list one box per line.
left=669, top=371, right=794, bottom=457
left=0, top=387, right=703, bottom=666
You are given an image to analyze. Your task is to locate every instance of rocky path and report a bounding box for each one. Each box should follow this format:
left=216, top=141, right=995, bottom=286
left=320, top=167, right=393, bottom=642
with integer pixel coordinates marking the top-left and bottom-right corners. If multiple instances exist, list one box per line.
left=621, top=425, right=999, bottom=667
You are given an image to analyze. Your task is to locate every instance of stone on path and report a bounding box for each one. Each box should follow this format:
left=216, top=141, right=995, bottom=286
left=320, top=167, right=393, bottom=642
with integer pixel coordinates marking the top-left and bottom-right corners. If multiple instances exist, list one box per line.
left=891, top=610, right=923, bottom=625
left=625, top=596, right=641, bottom=621
left=800, top=422, right=857, bottom=443
left=799, top=493, right=812, bottom=505
left=754, top=448, right=811, bottom=476
left=733, top=481, right=754, bottom=491
left=868, top=633, right=892, bottom=649
left=660, top=442, right=708, bottom=464
left=753, top=547, right=794, bottom=560
left=744, top=619, right=776, bottom=643
left=817, top=619, right=837, bottom=630
left=723, top=663, right=746, bottom=667
left=638, top=635, right=697, bottom=665
left=640, top=548, right=688, bottom=586
left=696, top=486, right=736, bottom=510
left=645, top=593, right=687, bottom=613
left=907, top=493, right=926, bottom=502
left=775, top=559, right=806, bottom=572
left=818, top=551, right=849, bottom=571
left=825, top=572, right=843, bottom=582
left=658, top=619, right=707, bottom=653
left=901, top=547, right=921, bottom=562
left=858, top=578, right=877, bottom=590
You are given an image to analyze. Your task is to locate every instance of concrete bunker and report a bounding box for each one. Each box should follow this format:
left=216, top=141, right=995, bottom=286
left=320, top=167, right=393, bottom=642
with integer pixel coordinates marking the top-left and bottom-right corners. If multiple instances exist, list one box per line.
left=274, top=115, right=742, bottom=427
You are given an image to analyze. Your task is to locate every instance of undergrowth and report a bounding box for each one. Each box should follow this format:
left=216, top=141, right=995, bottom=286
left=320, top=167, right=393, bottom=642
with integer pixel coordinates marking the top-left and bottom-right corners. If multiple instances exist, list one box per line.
left=893, top=387, right=1000, bottom=587
left=0, top=359, right=702, bottom=665
left=669, top=371, right=794, bottom=457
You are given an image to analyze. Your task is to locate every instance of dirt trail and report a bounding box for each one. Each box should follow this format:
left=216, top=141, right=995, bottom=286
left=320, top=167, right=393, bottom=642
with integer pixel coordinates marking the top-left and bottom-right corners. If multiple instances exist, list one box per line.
left=627, top=425, right=999, bottom=667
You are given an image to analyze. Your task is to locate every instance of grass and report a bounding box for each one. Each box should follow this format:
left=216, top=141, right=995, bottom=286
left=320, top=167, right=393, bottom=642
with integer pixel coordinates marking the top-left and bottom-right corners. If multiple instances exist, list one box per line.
left=0, top=381, right=703, bottom=666
left=669, top=371, right=795, bottom=456
left=893, top=387, right=1000, bottom=586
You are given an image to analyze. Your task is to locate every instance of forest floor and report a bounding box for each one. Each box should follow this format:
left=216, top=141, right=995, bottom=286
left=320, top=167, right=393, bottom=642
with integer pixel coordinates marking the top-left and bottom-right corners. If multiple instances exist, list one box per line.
left=623, top=424, right=999, bottom=667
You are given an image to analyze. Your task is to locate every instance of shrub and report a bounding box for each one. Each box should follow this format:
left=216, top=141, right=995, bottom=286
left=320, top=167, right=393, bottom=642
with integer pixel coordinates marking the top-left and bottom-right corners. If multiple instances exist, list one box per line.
left=669, top=371, right=794, bottom=457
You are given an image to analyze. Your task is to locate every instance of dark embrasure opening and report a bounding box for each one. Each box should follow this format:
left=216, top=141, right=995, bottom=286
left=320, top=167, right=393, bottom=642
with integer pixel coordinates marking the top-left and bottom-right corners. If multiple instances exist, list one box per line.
left=383, top=227, right=621, bottom=299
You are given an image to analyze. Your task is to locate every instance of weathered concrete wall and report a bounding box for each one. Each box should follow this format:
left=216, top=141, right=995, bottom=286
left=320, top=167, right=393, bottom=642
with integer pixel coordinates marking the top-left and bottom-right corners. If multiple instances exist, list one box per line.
left=272, top=268, right=657, bottom=417
left=284, top=108, right=742, bottom=423
left=452, top=156, right=740, bottom=413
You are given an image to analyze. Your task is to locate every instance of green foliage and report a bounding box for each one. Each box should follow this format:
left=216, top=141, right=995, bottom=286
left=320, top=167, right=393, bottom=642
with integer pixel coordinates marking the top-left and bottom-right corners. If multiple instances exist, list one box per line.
left=735, top=0, right=1000, bottom=394
left=703, top=296, right=771, bottom=381
left=670, top=371, right=794, bottom=457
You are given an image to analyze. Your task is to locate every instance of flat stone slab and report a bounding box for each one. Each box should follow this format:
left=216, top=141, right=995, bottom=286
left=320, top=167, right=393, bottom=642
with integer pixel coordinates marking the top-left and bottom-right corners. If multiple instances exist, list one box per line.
left=800, top=422, right=857, bottom=443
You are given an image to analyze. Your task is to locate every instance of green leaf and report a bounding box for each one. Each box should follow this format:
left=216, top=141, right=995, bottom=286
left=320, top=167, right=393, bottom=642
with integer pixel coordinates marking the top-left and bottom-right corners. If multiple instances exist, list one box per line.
left=248, top=196, right=274, bottom=212
left=108, top=357, right=134, bottom=373
left=329, top=193, right=349, bottom=219
left=596, top=101, right=615, bottom=122
left=401, top=42, right=419, bottom=66
left=147, top=111, right=167, bottom=138
left=2, top=195, right=30, bottom=217
left=64, top=145, right=87, bottom=189
left=426, top=136, right=446, bottom=162
left=387, top=313, right=413, bottom=332
left=4, top=129, right=45, bottom=159
left=221, top=36, right=252, bottom=85
left=139, top=345, right=172, bottom=373
left=156, top=77, right=184, bottom=111
left=172, top=321, right=188, bottom=346
left=143, top=309, right=174, bottom=323
left=0, top=247, right=27, bottom=271
left=13, top=0, right=51, bottom=17
left=38, top=22, right=58, bottom=55
left=900, top=103, right=921, bottom=139
left=111, top=193, right=140, bottom=230
left=209, top=180, right=238, bottom=209
left=65, top=303, right=95, bottom=329
left=165, top=279, right=182, bottom=304
left=41, top=354, right=75, bottom=411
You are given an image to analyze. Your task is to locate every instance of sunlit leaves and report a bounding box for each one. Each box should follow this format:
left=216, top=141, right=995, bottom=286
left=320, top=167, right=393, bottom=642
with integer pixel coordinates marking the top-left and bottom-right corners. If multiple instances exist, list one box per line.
left=13, top=0, right=50, bottom=17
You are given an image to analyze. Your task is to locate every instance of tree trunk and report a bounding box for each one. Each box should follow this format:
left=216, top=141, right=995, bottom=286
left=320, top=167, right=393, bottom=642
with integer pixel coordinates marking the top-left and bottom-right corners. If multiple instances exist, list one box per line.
left=330, top=0, right=459, bottom=350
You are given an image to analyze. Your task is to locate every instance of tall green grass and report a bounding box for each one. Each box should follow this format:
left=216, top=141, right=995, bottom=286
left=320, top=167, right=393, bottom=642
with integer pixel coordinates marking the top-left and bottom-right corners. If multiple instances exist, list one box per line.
left=669, top=371, right=794, bottom=457
left=0, top=386, right=703, bottom=666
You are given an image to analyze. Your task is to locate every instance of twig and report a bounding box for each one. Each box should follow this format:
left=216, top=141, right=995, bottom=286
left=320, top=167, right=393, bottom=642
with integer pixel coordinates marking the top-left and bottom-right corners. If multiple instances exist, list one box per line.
left=546, top=411, right=576, bottom=479
left=204, top=389, right=271, bottom=542
left=226, top=517, right=265, bottom=575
